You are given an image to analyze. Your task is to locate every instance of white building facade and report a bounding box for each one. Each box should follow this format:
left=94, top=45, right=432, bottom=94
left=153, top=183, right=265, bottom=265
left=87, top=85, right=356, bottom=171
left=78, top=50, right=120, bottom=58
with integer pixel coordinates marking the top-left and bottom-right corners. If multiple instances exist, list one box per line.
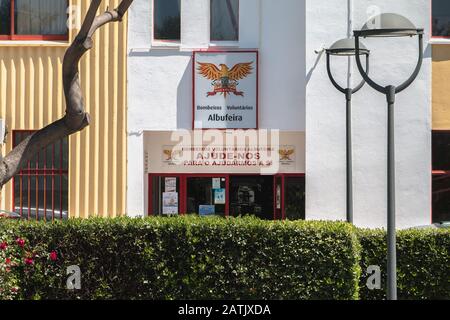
left=127, top=0, right=432, bottom=229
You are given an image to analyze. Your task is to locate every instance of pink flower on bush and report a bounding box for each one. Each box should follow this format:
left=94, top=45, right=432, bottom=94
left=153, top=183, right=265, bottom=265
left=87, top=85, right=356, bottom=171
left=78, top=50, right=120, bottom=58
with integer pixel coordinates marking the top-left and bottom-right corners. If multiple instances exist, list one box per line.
left=5, top=258, right=11, bottom=265
left=16, top=238, right=25, bottom=248
left=0, top=242, right=7, bottom=250
left=49, top=251, right=58, bottom=261
left=24, top=258, right=33, bottom=265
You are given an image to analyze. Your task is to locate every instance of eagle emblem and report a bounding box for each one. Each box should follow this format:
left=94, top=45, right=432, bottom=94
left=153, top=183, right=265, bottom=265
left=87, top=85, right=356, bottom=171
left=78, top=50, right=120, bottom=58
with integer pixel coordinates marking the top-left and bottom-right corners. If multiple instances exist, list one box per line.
left=197, top=62, right=253, bottom=97
left=163, top=149, right=183, bottom=162
left=279, top=149, right=295, bottom=161
left=163, top=149, right=173, bottom=161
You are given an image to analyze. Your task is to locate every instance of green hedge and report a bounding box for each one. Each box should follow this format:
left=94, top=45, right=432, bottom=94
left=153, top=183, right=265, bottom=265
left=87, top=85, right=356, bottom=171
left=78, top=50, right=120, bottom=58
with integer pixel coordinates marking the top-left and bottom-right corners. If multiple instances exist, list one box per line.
left=1, top=217, right=449, bottom=300
left=0, top=217, right=361, bottom=300
left=358, top=228, right=450, bottom=300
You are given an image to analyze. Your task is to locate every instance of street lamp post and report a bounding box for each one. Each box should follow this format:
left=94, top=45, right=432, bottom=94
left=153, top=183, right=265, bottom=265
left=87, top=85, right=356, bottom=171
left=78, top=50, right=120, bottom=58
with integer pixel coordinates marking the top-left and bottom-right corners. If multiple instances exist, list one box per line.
left=353, top=13, right=424, bottom=300
left=326, top=38, right=370, bottom=224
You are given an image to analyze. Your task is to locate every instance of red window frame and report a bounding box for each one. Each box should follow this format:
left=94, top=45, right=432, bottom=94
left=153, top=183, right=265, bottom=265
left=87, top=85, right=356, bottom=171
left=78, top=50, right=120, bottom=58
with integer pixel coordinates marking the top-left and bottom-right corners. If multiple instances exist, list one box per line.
left=148, top=173, right=305, bottom=220
left=12, top=130, right=69, bottom=221
left=210, top=0, right=240, bottom=42
left=0, top=0, right=69, bottom=41
left=274, top=174, right=306, bottom=221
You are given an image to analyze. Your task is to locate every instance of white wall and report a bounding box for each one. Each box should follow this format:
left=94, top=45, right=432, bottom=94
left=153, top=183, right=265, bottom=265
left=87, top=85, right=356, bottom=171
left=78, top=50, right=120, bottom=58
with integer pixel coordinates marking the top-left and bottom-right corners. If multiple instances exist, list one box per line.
left=259, top=0, right=306, bottom=130
left=127, top=0, right=306, bottom=215
left=128, top=0, right=431, bottom=228
left=306, top=0, right=432, bottom=229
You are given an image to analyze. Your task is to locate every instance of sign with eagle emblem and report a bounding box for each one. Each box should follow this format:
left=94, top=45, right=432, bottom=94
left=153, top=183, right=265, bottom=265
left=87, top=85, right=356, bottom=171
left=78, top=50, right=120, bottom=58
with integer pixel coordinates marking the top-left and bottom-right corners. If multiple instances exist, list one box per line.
left=193, top=51, right=258, bottom=129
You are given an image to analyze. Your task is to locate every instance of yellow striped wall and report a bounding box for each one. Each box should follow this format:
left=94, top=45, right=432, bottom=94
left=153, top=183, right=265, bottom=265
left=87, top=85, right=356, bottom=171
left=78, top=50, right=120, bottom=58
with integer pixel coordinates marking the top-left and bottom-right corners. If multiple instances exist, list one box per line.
left=433, top=45, right=450, bottom=130
left=0, top=0, right=127, bottom=218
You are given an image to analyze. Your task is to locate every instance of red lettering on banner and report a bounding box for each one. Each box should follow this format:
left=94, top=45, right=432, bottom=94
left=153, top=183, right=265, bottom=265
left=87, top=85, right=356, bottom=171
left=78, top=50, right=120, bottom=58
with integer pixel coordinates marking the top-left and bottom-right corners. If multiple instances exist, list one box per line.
left=206, top=87, right=244, bottom=97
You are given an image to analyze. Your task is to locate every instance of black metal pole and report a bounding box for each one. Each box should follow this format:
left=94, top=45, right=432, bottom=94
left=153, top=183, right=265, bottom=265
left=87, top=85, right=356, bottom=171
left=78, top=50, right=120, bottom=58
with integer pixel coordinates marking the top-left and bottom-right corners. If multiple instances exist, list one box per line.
left=345, top=88, right=353, bottom=224
left=326, top=52, right=368, bottom=224
left=386, top=85, right=397, bottom=300
left=354, top=31, right=423, bottom=302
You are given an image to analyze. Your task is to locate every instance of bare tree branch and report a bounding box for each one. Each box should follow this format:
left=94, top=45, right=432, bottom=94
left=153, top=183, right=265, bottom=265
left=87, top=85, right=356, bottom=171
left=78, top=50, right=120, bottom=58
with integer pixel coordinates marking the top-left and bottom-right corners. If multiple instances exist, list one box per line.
left=0, top=0, right=134, bottom=188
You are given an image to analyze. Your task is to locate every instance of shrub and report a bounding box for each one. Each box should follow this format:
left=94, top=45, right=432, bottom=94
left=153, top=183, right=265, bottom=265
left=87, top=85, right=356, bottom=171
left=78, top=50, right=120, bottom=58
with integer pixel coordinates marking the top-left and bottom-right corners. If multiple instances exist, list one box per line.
left=0, top=217, right=361, bottom=300
left=0, top=229, right=60, bottom=300
left=1, top=217, right=448, bottom=300
left=358, top=228, right=450, bottom=300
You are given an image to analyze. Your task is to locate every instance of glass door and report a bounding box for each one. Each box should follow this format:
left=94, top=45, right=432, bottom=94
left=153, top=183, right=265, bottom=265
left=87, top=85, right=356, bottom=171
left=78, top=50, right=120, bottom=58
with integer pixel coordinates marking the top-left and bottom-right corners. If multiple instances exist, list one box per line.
left=149, top=175, right=182, bottom=216
left=186, top=176, right=227, bottom=217
left=229, top=175, right=274, bottom=220
left=284, top=175, right=306, bottom=220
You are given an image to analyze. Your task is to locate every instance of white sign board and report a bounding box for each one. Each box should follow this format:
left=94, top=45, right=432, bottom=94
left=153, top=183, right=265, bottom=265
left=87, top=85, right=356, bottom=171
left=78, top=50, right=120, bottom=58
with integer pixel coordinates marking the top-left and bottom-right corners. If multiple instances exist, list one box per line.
left=212, top=178, right=221, bottom=190
left=165, top=177, right=177, bottom=192
left=214, top=189, right=226, bottom=205
left=193, top=51, right=258, bottom=129
left=145, top=131, right=306, bottom=175
left=162, top=192, right=178, bottom=215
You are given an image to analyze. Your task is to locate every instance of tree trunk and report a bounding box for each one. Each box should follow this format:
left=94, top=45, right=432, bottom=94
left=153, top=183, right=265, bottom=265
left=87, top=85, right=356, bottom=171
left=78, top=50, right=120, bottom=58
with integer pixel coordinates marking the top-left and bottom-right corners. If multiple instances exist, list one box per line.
left=0, top=0, right=134, bottom=189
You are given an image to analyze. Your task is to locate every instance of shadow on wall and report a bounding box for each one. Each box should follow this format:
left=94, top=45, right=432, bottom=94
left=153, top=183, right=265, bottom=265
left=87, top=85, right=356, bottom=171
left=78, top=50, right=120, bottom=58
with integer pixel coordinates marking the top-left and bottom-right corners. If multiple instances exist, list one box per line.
left=305, top=42, right=432, bottom=86
left=306, top=50, right=324, bottom=85
left=128, top=49, right=193, bottom=129
left=177, top=58, right=193, bottom=129
left=424, top=44, right=432, bottom=59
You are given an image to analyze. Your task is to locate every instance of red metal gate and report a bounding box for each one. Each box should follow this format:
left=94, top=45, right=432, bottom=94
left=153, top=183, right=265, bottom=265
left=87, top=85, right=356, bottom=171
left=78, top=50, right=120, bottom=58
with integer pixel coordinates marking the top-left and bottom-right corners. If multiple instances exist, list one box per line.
left=12, top=130, right=68, bottom=221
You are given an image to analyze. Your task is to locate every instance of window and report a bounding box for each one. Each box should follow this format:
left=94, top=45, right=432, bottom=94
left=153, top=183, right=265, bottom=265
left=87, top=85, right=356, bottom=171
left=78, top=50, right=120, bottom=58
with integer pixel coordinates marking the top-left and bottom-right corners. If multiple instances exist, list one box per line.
left=153, top=0, right=181, bottom=41
left=0, top=1, right=11, bottom=36
left=432, top=132, right=450, bottom=223
left=187, top=177, right=226, bottom=216
left=148, top=174, right=305, bottom=220
left=229, top=176, right=273, bottom=220
left=211, top=0, right=239, bottom=41
left=13, top=131, right=69, bottom=220
left=433, top=0, right=450, bottom=37
left=0, top=0, right=68, bottom=41
left=150, top=176, right=181, bottom=215
left=433, top=131, right=450, bottom=170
